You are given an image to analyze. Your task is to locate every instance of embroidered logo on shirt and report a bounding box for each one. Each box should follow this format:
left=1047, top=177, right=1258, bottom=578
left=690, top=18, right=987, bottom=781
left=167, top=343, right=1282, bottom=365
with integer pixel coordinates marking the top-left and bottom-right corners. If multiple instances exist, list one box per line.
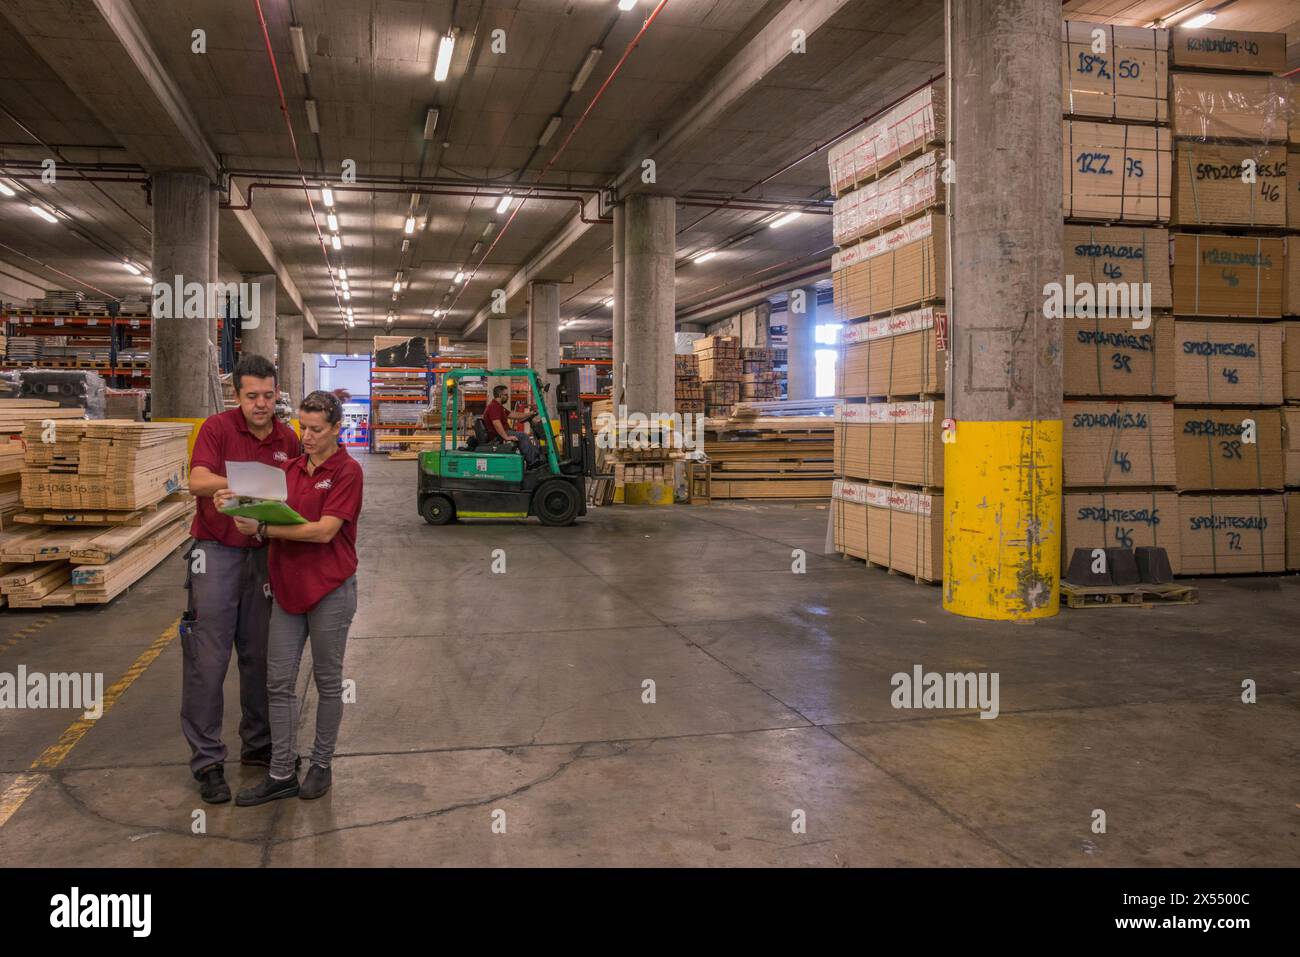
left=314, top=479, right=333, bottom=490
left=274, top=451, right=288, bottom=462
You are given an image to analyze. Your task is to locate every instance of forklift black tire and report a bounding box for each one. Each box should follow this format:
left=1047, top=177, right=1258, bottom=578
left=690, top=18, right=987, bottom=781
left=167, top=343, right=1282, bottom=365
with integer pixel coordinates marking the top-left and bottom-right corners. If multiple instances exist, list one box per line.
left=420, top=494, right=456, bottom=525
left=534, top=480, right=580, bottom=526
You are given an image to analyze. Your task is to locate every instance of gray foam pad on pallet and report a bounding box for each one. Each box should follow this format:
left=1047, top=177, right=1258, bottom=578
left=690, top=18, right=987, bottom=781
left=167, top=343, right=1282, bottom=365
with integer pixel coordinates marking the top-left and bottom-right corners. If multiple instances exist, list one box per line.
left=1065, top=548, right=1112, bottom=587
left=1105, top=547, right=1141, bottom=586
left=1135, top=546, right=1173, bottom=584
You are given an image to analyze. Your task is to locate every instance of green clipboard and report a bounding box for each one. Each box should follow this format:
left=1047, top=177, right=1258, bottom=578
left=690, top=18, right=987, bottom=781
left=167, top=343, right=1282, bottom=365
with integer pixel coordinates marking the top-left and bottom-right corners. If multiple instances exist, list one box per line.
left=220, top=497, right=307, bottom=525
left=219, top=461, right=308, bottom=525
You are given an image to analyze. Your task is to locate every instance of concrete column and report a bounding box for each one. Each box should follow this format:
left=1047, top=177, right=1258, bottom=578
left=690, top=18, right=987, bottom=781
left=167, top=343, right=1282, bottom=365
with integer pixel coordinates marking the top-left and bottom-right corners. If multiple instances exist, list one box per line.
left=277, top=316, right=304, bottom=409
left=150, top=171, right=211, bottom=420
left=622, top=194, right=675, bottom=416
left=785, top=285, right=819, bottom=401
left=944, top=0, right=1063, bottom=621
left=303, top=353, right=320, bottom=396
left=755, top=301, right=772, bottom=350
left=527, top=282, right=561, bottom=401
left=208, top=189, right=220, bottom=349
left=241, top=272, right=278, bottom=363
left=487, top=314, right=511, bottom=393
left=611, top=203, right=626, bottom=405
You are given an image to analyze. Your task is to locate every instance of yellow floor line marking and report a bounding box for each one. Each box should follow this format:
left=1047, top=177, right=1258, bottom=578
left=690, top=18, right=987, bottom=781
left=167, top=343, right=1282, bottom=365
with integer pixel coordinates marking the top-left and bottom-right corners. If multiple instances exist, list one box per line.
left=0, top=617, right=180, bottom=829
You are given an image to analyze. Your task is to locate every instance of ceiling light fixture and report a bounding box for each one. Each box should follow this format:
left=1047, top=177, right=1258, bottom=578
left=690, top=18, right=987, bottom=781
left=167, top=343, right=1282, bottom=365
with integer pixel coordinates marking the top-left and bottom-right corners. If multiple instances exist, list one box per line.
left=331, top=235, right=341, bottom=250
left=572, top=47, right=603, bottom=92
left=340, top=280, right=349, bottom=291
left=290, top=24, right=310, bottom=75
left=769, top=211, right=802, bottom=229
left=693, top=250, right=716, bottom=263
left=471, top=242, right=483, bottom=256
left=0, top=180, right=15, bottom=197
left=401, top=239, right=410, bottom=252
left=495, top=194, right=513, bottom=214
left=423, top=107, right=440, bottom=140
left=392, top=280, right=402, bottom=293
left=322, top=186, right=334, bottom=206
left=618, top=0, right=638, bottom=10
left=305, top=99, right=320, bottom=134
left=537, top=115, right=561, bottom=147
left=327, top=212, right=339, bottom=232
left=28, top=204, right=57, bottom=224
left=404, top=215, right=416, bottom=234
left=342, top=290, right=350, bottom=300
left=1184, top=12, right=1217, bottom=28
left=453, top=271, right=464, bottom=283
left=122, top=260, right=142, bottom=275
left=481, top=222, right=496, bottom=239
left=338, top=267, right=347, bottom=280
left=434, top=30, right=457, bottom=82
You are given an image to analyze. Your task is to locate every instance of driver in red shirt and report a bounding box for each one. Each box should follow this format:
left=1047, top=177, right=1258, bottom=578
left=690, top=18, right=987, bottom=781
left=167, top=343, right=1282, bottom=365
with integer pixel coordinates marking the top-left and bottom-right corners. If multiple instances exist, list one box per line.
left=483, top=384, right=542, bottom=466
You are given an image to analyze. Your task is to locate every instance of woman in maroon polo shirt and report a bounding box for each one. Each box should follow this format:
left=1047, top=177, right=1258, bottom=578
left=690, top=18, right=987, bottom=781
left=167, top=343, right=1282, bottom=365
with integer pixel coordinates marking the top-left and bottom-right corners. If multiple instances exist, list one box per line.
left=219, top=390, right=364, bottom=805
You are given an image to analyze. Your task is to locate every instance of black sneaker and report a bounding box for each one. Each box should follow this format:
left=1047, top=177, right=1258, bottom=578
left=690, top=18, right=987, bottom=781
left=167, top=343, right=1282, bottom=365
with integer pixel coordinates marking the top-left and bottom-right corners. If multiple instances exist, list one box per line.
left=196, top=765, right=231, bottom=805
left=298, top=765, right=332, bottom=800
left=235, top=773, right=299, bottom=807
left=240, top=745, right=271, bottom=767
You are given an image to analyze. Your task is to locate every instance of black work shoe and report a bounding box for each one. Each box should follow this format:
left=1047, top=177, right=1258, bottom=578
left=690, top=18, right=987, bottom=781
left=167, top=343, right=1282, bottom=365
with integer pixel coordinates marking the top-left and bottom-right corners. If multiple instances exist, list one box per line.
left=235, top=773, right=299, bottom=807
left=298, top=765, right=332, bottom=801
left=240, top=745, right=271, bottom=767
left=196, top=765, right=231, bottom=805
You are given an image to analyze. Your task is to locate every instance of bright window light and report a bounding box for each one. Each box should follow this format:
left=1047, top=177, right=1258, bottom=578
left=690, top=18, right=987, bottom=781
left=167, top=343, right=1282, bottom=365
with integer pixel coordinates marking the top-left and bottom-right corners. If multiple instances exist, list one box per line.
left=434, top=32, right=455, bottom=82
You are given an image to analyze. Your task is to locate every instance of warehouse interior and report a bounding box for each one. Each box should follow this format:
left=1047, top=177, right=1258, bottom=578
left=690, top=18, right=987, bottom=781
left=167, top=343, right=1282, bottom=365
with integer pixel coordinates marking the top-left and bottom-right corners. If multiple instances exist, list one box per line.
left=0, top=0, right=1298, bottom=870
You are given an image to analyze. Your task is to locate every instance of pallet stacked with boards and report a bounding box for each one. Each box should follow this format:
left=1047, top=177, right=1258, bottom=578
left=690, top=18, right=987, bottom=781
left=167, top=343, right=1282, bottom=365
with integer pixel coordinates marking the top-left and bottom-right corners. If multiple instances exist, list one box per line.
left=739, top=348, right=779, bottom=401
left=827, top=80, right=946, bottom=582
left=694, top=335, right=741, bottom=419
left=703, top=410, right=833, bottom=500
left=0, top=413, right=193, bottom=608
left=1058, top=19, right=1180, bottom=573
left=1163, top=25, right=1293, bottom=575
left=674, top=352, right=703, bottom=415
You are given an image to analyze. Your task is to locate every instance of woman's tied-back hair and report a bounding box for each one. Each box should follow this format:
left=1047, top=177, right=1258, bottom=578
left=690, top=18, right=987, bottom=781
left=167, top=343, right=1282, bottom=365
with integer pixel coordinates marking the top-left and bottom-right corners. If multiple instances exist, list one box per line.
left=300, top=389, right=344, bottom=425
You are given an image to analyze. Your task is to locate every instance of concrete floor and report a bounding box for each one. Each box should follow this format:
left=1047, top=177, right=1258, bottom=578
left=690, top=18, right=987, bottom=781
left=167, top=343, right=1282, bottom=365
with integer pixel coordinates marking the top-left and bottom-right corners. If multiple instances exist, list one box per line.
left=0, top=452, right=1296, bottom=867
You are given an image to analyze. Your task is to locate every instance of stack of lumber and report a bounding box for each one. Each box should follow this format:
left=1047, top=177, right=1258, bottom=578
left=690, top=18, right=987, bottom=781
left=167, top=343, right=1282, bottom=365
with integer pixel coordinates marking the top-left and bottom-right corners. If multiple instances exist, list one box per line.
left=832, top=214, right=945, bottom=322
left=674, top=352, right=703, bottom=414
left=832, top=151, right=941, bottom=246
left=0, top=400, right=85, bottom=531
left=693, top=336, right=741, bottom=418
left=739, top=348, right=778, bottom=400
left=1061, top=491, right=1183, bottom=574
left=1063, top=400, right=1177, bottom=487
left=0, top=496, right=194, bottom=608
left=1062, top=119, right=1172, bottom=222
left=1165, top=25, right=1294, bottom=576
left=0, top=398, right=84, bottom=439
left=828, top=80, right=944, bottom=196
left=832, top=479, right=942, bottom=582
left=1061, top=20, right=1169, bottom=123
left=21, top=420, right=190, bottom=511
left=704, top=414, right=833, bottom=500
left=833, top=400, right=945, bottom=488
left=839, top=306, right=946, bottom=399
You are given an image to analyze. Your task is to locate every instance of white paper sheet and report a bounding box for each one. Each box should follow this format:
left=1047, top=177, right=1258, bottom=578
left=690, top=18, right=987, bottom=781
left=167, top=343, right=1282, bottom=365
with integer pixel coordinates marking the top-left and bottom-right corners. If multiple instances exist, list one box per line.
left=226, top=460, right=288, bottom=501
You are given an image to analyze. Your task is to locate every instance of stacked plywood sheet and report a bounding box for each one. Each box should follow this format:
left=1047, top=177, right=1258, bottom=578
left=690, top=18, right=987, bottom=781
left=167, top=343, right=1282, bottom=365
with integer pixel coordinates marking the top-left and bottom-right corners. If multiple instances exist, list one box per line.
left=1284, top=237, right=1300, bottom=317
left=831, top=479, right=941, bottom=581
left=1282, top=407, right=1300, bottom=488
left=674, top=352, right=703, bottom=414
left=1061, top=490, right=1182, bottom=573
left=1063, top=120, right=1172, bottom=222
left=1063, top=224, right=1173, bottom=309
left=1064, top=313, right=1175, bottom=397
left=1173, top=141, right=1288, bottom=227
left=693, top=336, right=741, bottom=418
left=704, top=414, right=833, bottom=500
left=832, top=151, right=941, bottom=246
left=1170, top=233, right=1284, bottom=318
left=1062, top=400, right=1176, bottom=487
left=1173, top=408, right=1284, bottom=491
left=1062, top=21, right=1169, bottom=123
left=1284, top=322, right=1300, bottom=399
left=21, top=420, right=190, bottom=511
left=0, top=399, right=84, bottom=439
left=839, top=306, right=946, bottom=399
left=1177, top=493, right=1285, bottom=574
left=1169, top=26, right=1287, bottom=73
left=832, top=214, right=945, bottom=322
left=833, top=401, right=944, bottom=488
left=1170, top=72, right=1291, bottom=142
left=1173, top=321, right=1283, bottom=405
left=1288, top=491, right=1300, bottom=570
left=828, top=81, right=945, bottom=196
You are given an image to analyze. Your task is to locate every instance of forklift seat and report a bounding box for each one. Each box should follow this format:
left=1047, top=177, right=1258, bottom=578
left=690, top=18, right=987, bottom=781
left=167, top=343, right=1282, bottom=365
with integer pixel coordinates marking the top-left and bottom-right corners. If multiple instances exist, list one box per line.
left=470, top=416, right=515, bottom=454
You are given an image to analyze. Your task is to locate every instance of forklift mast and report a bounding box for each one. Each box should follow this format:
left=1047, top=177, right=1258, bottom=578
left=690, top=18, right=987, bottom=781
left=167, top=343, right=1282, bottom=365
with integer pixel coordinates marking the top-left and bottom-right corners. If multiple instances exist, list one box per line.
left=549, top=366, right=595, bottom=478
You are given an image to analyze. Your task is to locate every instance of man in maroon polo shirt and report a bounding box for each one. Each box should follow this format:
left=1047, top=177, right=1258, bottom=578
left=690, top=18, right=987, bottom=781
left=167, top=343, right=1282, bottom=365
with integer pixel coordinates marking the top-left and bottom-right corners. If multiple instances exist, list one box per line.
left=182, top=354, right=300, bottom=804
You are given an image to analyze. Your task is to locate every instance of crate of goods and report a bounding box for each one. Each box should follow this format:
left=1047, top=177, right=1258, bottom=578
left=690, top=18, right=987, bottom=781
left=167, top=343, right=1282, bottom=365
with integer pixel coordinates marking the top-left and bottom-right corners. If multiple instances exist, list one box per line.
left=698, top=356, right=741, bottom=382
left=1063, top=401, right=1176, bottom=487
left=1063, top=120, right=1172, bottom=222
left=832, top=151, right=942, bottom=246
left=1064, top=224, right=1173, bottom=311
left=104, top=389, right=147, bottom=421
left=1289, top=491, right=1300, bottom=570
left=1061, top=21, right=1169, bottom=123
left=1173, top=142, right=1288, bottom=227
left=832, top=214, right=945, bottom=322
left=831, top=479, right=942, bottom=581
left=19, top=420, right=190, bottom=511
left=1170, top=73, right=1291, bottom=143
left=1169, top=27, right=1287, bottom=73
left=1170, top=233, right=1283, bottom=318
left=828, top=80, right=945, bottom=195
left=1064, top=313, right=1174, bottom=398
left=833, top=400, right=944, bottom=487
left=692, top=336, right=739, bottom=359
left=1285, top=237, right=1300, bottom=317
left=1061, top=491, right=1182, bottom=573
left=1174, top=408, right=1283, bottom=491
left=1284, top=408, right=1300, bottom=488
left=1174, top=321, right=1282, bottom=405
left=1178, top=493, right=1284, bottom=574
left=673, top=353, right=699, bottom=376
left=839, top=306, right=946, bottom=398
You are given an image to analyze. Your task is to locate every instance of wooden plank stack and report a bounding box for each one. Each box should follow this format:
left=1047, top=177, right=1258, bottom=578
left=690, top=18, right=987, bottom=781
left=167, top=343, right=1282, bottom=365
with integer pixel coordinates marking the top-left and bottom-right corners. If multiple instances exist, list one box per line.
left=1062, top=20, right=1169, bottom=123
left=828, top=80, right=944, bottom=197
left=674, top=352, right=703, bottom=414
left=1165, top=26, right=1294, bottom=575
left=21, top=420, right=190, bottom=511
left=704, top=412, right=833, bottom=500
left=693, top=336, right=741, bottom=418
left=832, top=479, right=942, bottom=582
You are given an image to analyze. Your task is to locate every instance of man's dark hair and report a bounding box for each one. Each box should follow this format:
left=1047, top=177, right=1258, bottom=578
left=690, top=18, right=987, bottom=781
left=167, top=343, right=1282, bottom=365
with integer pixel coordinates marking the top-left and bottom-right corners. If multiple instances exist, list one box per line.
left=233, top=354, right=278, bottom=392
left=492, top=385, right=508, bottom=399
left=300, top=389, right=343, bottom=425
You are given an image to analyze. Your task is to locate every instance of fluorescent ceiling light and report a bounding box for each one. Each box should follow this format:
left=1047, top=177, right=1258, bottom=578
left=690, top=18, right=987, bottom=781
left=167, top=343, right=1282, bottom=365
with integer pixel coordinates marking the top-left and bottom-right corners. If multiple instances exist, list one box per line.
left=495, top=194, right=513, bottom=214
left=305, top=99, right=320, bottom=134
left=434, top=31, right=456, bottom=82
left=290, top=25, right=310, bottom=75
left=122, top=260, right=141, bottom=276
left=342, top=290, right=350, bottom=300
left=322, top=187, right=334, bottom=206
left=603, top=297, right=614, bottom=307
left=0, top=180, right=15, bottom=197
left=618, top=0, right=637, bottom=10
left=538, top=115, right=561, bottom=147
left=392, top=280, right=402, bottom=293
left=423, top=107, right=440, bottom=140
left=340, top=280, right=349, bottom=291
left=401, top=239, right=410, bottom=252
left=572, top=47, right=603, bottom=92
left=769, top=211, right=802, bottom=229
left=331, top=235, right=341, bottom=250
left=453, top=271, right=464, bottom=283
left=693, top=251, right=716, bottom=263
left=481, top=221, right=496, bottom=239
left=404, top=215, right=416, bottom=234
left=1184, top=12, right=1216, bottom=28
left=29, top=204, right=57, bottom=223
left=471, top=242, right=483, bottom=256
left=327, top=212, right=339, bottom=232
left=433, top=309, right=444, bottom=317
left=338, top=267, right=347, bottom=280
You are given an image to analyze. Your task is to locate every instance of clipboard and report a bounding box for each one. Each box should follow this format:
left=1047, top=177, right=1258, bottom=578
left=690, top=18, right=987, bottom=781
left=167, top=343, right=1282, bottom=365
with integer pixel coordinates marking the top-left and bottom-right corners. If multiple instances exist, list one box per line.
left=218, top=461, right=307, bottom=525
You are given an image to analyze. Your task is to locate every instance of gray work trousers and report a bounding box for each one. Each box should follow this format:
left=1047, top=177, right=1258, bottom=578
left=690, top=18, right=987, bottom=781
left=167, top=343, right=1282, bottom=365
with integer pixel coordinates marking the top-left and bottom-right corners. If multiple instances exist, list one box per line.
left=180, top=541, right=272, bottom=775
left=267, top=576, right=358, bottom=779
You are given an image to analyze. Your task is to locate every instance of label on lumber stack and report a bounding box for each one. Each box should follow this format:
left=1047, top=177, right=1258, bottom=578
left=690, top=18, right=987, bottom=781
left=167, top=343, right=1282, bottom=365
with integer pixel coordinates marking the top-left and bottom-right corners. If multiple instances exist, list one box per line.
left=1178, top=493, right=1284, bottom=574
left=703, top=381, right=739, bottom=405
left=832, top=215, right=945, bottom=322
left=828, top=81, right=945, bottom=195
left=1288, top=491, right=1300, bottom=570
left=1063, top=400, right=1176, bottom=487
left=1169, top=27, right=1287, bottom=73
left=1280, top=408, right=1300, bottom=488
left=832, top=151, right=941, bottom=246
left=1174, top=321, right=1282, bottom=405
left=1061, top=21, right=1169, bottom=123
left=1173, top=142, right=1288, bottom=227
left=839, top=306, right=946, bottom=398
left=1063, top=121, right=1171, bottom=222
left=833, top=401, right=943, bottom=487
left=1284, top=237, right=1300, bottom=317
left=1061, top=491, right=1182, bottom=573
left=830, top=479, right=942, bottom=580
left=1064, top=314, right=1174, bottom=397
left=1170, top=233, right=1283, bottom=318
left=1063, top=224, right=1172, bottom=310
left=1174, top=407, right=1284, bottom=490
left=1170, top=73, right=1291, bottom=142
left=1285, top=322, right=1300, bottom=401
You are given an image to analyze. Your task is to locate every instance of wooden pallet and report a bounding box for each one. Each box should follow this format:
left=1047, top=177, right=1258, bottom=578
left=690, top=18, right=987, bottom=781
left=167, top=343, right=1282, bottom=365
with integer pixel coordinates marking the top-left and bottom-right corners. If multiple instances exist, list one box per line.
left=1059, top=582, right=1199, bottom=608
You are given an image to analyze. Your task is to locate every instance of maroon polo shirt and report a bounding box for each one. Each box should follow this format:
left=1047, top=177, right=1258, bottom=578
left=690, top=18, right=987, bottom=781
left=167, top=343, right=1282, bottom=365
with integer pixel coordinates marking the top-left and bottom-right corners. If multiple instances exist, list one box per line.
left=268, top=446, right=363, bottom=615
left=483, top=399, right=510, bottom=441
left=190, top=409, right=300, bottom=548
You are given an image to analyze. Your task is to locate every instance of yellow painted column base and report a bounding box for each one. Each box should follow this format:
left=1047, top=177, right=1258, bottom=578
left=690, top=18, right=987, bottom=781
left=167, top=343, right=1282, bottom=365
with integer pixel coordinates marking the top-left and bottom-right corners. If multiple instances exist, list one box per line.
left=943, top=420, right=1062, bottom=620
left=621, top=482, right=674, bottom=506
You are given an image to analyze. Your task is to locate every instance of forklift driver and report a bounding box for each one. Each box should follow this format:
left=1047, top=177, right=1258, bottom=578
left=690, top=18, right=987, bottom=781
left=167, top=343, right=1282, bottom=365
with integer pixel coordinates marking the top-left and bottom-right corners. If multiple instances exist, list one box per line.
left=483, top=384, right=543, bottom=467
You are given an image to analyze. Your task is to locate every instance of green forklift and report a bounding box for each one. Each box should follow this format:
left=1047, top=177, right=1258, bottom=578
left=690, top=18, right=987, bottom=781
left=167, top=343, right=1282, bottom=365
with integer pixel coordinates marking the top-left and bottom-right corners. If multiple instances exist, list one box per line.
left=417, top=365, right=596, bottom=526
